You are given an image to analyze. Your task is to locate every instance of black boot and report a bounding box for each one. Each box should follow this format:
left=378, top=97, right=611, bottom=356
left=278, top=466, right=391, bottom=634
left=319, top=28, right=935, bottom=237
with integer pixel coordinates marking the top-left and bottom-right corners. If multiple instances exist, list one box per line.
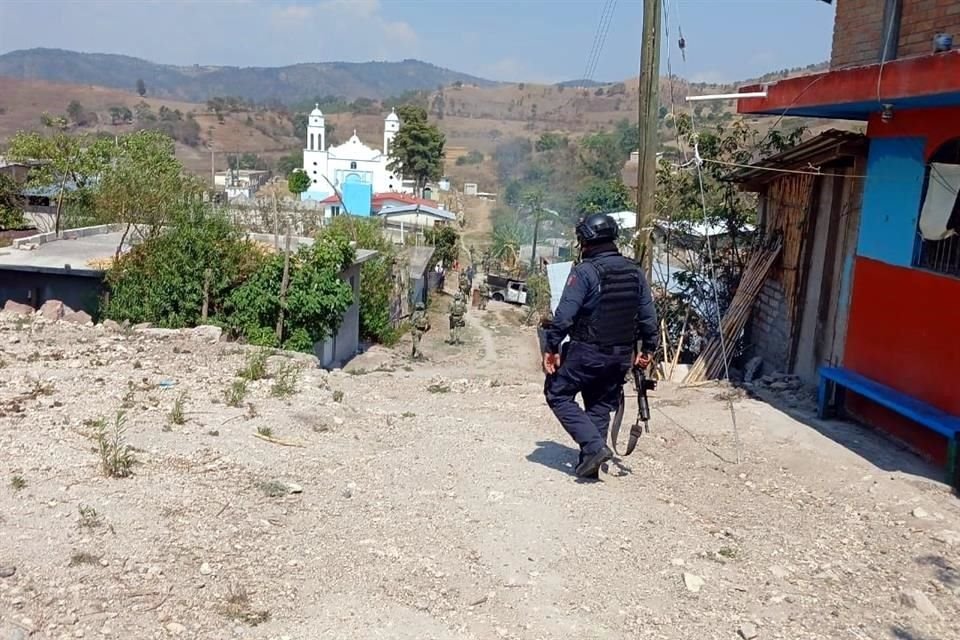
left=576, top=446, right=612, bottom=478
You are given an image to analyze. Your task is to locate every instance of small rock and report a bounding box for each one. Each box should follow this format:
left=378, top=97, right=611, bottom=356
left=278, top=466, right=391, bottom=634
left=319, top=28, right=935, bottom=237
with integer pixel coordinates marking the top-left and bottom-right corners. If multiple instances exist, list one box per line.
left=342, top=481, right=357, bottom=498
left=63, top=310, right=94, bottom=326
left=3, top=301, right=33, bottom=317
left=7, top=335, right=20, bottom=344
left=101, top=319, right=122, bottom=332
left=912, top=507, right=930, bottom=519
left=683, top=572, right=705, bottom=593
left=39, top=299, right=71, bottom=322
left=199, top=562, right=213, bottom=576
left=285, top=483, right=303, bottom=494
left=165, top=622, right=187, bottom=635
left=900, top=588, right=942, bottom=619
left=769, top=565, right=791, bottom=579
left=0, top=565, right=15, bottom=578
left=190, top=325, right=223, bottom=343
left=133, top=322, right=153, bottom=331
left=333, top=416, right=344, bottom=426
left=738, top=622, right=758, bottom=640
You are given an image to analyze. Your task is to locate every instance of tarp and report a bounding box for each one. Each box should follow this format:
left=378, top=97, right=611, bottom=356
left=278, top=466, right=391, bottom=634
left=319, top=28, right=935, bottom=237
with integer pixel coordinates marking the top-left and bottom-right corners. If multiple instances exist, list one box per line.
left=546, top=261, right=574, bottom=314
left=919, top=163, right=960, bottom=241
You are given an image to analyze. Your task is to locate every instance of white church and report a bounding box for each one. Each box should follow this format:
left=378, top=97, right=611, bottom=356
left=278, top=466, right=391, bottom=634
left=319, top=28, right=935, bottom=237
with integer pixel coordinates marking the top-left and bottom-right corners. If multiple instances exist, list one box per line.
left=300, top=105, right=413, bottom=203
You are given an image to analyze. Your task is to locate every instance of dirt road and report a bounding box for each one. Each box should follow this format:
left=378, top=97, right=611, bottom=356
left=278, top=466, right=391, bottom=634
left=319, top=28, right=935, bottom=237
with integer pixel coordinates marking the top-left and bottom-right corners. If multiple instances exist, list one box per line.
left=1, top=307, right=959, bottom=640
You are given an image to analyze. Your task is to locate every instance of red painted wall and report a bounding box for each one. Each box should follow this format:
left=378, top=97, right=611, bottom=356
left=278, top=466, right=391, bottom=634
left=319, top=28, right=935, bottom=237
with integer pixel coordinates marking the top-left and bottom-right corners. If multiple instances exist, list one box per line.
left=844, top=258, right=960, bottom=463
left=868, top=106, right=960, bottom=156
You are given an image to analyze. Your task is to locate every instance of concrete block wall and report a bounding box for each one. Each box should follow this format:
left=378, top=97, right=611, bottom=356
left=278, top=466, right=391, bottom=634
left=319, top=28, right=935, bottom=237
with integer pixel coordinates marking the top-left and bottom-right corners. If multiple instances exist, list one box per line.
left=832, top=0, right=960, bottom=69
left=747, top=278, right=792, bottom=374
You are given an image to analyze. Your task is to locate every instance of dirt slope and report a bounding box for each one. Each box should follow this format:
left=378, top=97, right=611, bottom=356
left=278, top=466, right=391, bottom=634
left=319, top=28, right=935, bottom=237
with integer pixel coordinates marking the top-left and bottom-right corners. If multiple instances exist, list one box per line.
left=0, top=303, right=958, bottom=640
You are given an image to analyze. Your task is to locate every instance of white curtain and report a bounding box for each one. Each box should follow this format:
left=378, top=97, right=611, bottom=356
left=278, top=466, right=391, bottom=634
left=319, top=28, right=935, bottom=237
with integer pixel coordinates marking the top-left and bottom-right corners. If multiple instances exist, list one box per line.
left=919, top=163, right=960, bottom=241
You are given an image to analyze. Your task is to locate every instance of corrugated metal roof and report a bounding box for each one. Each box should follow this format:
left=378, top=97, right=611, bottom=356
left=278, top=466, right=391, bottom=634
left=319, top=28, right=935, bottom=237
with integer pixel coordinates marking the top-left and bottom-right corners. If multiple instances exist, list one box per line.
left=725, top=129, right=868, bottom=188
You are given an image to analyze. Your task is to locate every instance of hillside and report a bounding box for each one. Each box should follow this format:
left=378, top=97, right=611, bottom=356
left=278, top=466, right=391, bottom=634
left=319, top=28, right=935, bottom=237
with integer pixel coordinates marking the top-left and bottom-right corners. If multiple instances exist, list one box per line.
left=0, top=48, right=497, bottom=102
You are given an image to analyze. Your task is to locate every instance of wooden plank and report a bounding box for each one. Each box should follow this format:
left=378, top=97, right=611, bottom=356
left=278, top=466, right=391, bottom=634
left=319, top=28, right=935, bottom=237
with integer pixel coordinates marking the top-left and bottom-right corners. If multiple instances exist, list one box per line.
left=684, top=238, right=783, bottom=383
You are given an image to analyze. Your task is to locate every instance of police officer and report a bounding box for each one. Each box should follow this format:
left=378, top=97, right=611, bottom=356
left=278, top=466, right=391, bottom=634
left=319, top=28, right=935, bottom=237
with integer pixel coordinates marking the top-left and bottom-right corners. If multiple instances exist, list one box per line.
left=542, top=213, right=659, bottom=479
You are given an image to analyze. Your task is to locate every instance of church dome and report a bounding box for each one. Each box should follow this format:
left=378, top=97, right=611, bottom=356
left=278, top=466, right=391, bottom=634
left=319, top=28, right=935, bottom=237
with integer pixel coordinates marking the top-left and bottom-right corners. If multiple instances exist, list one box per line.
left=310, top=103, right=324, bottom=117
left=385, top=108, right=400, bottom=123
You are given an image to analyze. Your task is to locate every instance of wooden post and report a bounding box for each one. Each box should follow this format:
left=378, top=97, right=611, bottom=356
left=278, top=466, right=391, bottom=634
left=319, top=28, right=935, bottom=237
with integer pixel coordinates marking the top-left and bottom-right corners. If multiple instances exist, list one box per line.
left=633, top=0, right=662, bottom=277
left=272, top=191, right=280, bottom=251
left=201, top=268, right=212, bottom=321
left=275, top=223, right=292, bottom=343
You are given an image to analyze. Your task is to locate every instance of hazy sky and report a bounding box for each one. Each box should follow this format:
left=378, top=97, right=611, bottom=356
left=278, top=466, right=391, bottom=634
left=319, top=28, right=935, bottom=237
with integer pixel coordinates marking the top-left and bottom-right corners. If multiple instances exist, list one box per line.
left=0, top=0, right=835, bottom=84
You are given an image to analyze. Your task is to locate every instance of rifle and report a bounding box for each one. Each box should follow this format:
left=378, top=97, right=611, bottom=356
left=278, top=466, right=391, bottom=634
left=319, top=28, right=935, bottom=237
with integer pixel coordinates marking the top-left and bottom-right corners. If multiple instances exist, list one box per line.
left=610, top=365, right=657, bottom=456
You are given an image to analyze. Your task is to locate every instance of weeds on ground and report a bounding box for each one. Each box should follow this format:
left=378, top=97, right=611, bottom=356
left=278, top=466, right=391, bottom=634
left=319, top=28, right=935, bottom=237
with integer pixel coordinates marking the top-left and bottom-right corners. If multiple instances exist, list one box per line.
left=257, top=480, right=290, bottom=498
left=69, top=551, right=100, bottom=567
left=427, top=383, right=450, bottom=394
left=245, top=403, right=258, bottom=419
left=332, top=389, right=344, bottom=403
left=270, top=362, right=300, bottom=398
left=224, top=379, right=248, bottom=407
left=78, top=504, right=103, bottom=529
left=169, top=391, right=187, bottom=426
left=238, top=349, right=269, bottom=381
left=220, top=582, right=271, bottom=626
left=121, top=381, right=137, bottom=409
left=401, top=412, right=416, bottom=419
left=256, top=425, right=273, bottom=438
left=94, top=412, right=136, bottom=478
left=10, top=474, right=26, bottom=491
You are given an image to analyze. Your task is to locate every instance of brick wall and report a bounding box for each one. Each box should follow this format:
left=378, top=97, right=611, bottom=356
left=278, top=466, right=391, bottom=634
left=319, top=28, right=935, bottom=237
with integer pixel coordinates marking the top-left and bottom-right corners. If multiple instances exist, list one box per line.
left=897, top=0, right=960, bottom=57
left=746, top=278, right=792, bottom=375
left=832, top=1, right=960, bottom=68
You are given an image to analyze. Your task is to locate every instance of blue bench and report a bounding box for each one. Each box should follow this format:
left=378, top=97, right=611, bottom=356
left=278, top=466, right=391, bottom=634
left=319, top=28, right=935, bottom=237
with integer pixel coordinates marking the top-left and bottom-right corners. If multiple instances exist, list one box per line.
left=818, top=366, right=960, bottom=487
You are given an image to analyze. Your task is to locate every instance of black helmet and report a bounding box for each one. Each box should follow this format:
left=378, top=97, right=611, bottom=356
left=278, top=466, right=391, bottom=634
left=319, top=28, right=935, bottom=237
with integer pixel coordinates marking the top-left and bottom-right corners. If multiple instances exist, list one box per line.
left=575, top=213, right=619, bottom=244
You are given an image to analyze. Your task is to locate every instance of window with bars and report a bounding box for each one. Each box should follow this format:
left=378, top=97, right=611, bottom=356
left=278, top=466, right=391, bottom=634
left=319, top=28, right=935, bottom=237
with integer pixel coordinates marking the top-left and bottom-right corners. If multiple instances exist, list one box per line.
left=916, top=138, right=960, bottom=277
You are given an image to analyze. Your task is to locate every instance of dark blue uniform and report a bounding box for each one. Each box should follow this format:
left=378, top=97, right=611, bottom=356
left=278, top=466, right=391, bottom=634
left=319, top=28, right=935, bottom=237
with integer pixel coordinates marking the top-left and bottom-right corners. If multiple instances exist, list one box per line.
left=543, top=248, right=659, bottom=464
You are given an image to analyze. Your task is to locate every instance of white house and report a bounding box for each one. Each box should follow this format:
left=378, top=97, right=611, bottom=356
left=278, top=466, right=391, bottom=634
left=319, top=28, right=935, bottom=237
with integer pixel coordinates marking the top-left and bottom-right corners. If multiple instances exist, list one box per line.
left=301, top=106, right=412, bottom=201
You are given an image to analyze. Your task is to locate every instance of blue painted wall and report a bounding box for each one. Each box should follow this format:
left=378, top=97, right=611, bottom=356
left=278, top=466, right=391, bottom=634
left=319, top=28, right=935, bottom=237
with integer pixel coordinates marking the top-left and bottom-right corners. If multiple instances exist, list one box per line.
left=856, top=137, right=926, bottom=267
left=342, top=181, right=373, bottom=217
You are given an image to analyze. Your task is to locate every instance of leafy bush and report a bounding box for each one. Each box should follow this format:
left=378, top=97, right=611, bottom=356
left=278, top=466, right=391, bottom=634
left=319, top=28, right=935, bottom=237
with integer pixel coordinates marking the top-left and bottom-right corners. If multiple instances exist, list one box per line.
left=104, top=207, right=265, bottom=327
left=317, top=216, right=399, bottom=344
left=423, top=225, right=459, bottom=270
left=223, top=234, right=355, bottom=352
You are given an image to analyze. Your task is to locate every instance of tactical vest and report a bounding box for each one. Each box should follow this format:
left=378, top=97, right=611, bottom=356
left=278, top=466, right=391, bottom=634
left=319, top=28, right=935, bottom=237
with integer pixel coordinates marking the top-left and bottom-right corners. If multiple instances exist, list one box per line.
left=570, top=253, right=641, bottom=348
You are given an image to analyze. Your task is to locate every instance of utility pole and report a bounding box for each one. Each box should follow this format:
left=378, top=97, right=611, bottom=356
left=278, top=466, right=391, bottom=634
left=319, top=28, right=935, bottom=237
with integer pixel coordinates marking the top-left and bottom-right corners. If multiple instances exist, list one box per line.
left=633, top=0, right=662, bottom=274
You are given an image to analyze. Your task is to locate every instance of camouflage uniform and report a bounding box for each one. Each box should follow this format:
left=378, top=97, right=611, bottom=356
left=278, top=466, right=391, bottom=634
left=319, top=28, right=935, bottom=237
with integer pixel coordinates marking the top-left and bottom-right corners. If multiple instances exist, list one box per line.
left=459, top=272, right=471, bottom=299
left=448, top=293, right=467, bottom=345
left=477, top=280, right=490, bottom=311
left=410, top=302, right=431, bottom=360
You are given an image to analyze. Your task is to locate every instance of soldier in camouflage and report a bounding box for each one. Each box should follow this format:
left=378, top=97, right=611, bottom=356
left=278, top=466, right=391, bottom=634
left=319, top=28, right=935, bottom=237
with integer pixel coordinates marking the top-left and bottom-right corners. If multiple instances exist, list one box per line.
left=410, top=301, right=431, bottom=360
left=448, top=292, right=467, bottom=345
left=477, top=278, right=490, bottom=311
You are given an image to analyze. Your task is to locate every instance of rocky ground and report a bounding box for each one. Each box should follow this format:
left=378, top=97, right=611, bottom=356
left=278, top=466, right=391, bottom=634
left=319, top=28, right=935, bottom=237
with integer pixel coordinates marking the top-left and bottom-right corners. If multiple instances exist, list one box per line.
left=1, top=301, right=959, bottom=640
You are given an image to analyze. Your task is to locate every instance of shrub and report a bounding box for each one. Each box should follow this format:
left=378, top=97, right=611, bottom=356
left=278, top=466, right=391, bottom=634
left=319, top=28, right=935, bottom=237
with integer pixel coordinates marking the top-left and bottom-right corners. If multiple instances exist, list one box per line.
left=104, top=207, right=265, bottom=327
left=316, top=217, right=398, bottom=344
left=223, top=234, right=355, bottom=352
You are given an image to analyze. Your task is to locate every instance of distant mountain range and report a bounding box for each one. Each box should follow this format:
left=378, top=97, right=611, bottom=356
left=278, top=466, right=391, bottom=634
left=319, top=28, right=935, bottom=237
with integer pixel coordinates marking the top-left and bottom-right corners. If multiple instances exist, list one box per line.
left=0, top=48, right=498, bottom=103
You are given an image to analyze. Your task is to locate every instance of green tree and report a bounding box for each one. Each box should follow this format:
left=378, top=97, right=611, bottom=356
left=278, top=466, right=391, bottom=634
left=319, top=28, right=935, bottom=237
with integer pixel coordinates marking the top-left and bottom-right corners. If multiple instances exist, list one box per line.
left=7, top=130, right=114, bottom=233
left=0, top=173, right=26, bottom=230
left=423, top=224, right=459, bottom=270
left=535, top=132, right=568, bottom=152
left=575, top=178, right=632, bottom=215
left=317, top=216, right=400, bottom=344
left=388, top=105, right=445, bottom=196
left=276, top=150, right=304, bottom=177
left=136, top=78, right=146, bottom=97
left=67, top=100, right=85, bottom=125
left=95, top=130, right=200, bottom=254
left=288, top=170, right=312, bottom=199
